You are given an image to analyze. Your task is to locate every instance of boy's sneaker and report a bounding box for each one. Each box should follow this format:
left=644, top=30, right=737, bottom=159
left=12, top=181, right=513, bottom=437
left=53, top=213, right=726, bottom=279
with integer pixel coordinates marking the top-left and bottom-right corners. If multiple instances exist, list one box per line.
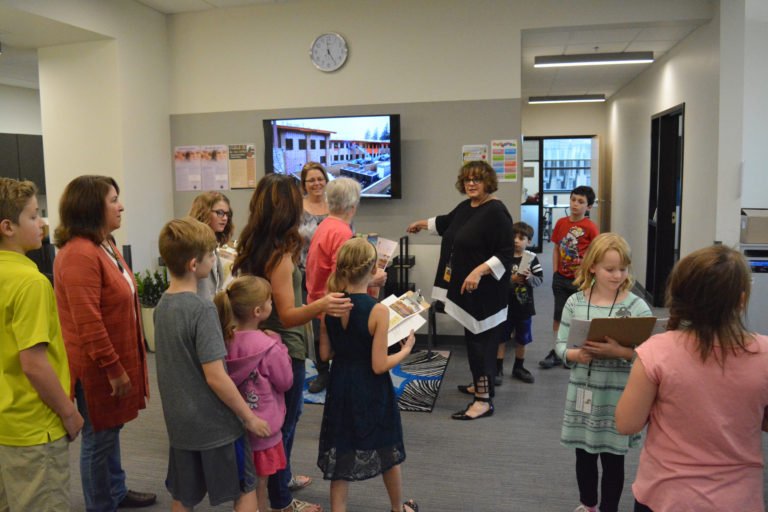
left=572, top=505, right=596, bottom=512
left=512, top=366, right=534, bottom=383
left=494, top=370, right=503, bottom=387
left=538, top=349, right=562, bottom=369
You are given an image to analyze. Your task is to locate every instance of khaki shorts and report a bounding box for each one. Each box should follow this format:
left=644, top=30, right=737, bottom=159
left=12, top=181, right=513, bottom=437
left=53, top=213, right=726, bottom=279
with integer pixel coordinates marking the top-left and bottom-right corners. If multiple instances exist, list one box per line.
left=0, top=435, right=70, bottom=512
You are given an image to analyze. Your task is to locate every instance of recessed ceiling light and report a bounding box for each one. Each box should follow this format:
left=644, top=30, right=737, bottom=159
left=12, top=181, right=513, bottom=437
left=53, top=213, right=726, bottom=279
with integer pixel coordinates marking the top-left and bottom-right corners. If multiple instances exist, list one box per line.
left=534, top=52, right=654, bottom=68
left=528, top=94, right=606, bottom=104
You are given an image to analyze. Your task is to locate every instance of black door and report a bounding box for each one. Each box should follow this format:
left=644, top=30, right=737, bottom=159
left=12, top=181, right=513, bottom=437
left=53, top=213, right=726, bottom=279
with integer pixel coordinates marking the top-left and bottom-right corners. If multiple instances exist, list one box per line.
left=646, top=105, right=684, bottom=306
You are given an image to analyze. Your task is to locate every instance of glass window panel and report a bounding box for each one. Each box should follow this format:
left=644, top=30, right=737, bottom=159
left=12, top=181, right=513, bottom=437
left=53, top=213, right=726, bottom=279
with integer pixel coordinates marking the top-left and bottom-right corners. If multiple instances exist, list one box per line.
left=542, top=138, right=592, bottom=192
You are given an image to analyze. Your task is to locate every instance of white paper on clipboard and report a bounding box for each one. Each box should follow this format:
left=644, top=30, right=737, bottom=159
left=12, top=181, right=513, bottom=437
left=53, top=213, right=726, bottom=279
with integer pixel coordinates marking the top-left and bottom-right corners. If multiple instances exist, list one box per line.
left=567, top=318, right=591, bottom=347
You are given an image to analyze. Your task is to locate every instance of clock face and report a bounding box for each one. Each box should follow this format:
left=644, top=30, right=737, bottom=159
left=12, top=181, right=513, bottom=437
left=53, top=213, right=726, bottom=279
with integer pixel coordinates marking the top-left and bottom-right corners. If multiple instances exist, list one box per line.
left=310, top=33, right=348, bottom=72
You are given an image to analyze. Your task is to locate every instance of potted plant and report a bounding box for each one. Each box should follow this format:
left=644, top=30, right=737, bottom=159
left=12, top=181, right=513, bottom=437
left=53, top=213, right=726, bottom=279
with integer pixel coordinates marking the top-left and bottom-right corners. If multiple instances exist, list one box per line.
left=134, top=269, right=169, bottom=352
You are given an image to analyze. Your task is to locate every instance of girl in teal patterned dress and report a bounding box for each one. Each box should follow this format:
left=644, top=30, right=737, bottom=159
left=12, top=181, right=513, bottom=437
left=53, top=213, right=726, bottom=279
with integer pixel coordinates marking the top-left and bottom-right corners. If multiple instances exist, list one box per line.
left=553, top=233, right=652, bottom=512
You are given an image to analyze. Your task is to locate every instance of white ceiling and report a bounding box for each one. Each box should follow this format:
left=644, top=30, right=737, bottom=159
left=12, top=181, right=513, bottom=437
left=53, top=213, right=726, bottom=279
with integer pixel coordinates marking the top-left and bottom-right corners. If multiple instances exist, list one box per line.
left=0, top=4, right=106, bottom=89
left=521, top=21, right=708, bottom=100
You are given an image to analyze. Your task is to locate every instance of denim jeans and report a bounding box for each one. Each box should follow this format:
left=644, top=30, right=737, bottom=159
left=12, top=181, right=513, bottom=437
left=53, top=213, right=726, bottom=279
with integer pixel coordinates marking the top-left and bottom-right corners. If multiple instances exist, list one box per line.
left=75, top=381, right=127, bottom=512
left=267, top=357, right=305, bottom=509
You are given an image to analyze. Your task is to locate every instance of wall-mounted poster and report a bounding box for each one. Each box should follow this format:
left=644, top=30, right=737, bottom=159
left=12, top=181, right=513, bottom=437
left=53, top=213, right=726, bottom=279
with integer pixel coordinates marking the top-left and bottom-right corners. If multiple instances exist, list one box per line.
left=201, top=144, right=229, bottom=191
left=229, top=144, right=256, bottom=189
left=462, top=144, right=488, bottom=163
left=174, top=145, right=202, bottom=191
left=491, top=139, right=518, bottom=182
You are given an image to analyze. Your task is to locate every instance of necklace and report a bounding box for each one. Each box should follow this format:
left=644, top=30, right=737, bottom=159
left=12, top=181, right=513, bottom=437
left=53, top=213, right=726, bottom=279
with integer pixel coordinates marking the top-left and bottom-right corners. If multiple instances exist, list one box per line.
left=102, top=239, right=124, bottom=274
left=586, top=282, right=620, bottom=320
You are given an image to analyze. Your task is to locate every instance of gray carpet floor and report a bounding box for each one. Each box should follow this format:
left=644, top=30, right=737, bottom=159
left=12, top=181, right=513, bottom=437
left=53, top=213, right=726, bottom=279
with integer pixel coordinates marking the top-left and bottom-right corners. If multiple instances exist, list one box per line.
left=68, top=243, right=768, bottom=511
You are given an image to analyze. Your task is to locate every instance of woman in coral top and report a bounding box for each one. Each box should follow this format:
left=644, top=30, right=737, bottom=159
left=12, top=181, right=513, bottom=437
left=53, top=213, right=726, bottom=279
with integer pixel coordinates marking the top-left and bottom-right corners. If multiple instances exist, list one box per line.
left=53, top=175, right=155, bottom=511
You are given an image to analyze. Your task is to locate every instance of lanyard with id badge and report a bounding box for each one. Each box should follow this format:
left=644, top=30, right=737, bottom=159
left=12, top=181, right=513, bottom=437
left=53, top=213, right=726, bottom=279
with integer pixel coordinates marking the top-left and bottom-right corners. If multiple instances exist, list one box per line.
left=575, top=284, right=620, bottom=415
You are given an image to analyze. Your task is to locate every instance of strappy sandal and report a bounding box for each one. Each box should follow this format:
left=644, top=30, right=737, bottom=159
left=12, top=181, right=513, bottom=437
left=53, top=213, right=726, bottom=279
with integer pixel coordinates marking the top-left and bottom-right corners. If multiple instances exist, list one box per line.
left=390, top=499, right=419, bottom=512
left=288, top=475, right=312, bottom=491
left=271, top=498, right=323, bottom=512
left=450, top=397, right=494, bottom=420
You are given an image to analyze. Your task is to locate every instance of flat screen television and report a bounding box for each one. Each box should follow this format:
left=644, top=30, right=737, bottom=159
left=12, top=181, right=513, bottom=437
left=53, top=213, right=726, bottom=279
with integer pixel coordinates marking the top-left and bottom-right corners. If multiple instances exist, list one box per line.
left=263, top=114, right=401, bottom=199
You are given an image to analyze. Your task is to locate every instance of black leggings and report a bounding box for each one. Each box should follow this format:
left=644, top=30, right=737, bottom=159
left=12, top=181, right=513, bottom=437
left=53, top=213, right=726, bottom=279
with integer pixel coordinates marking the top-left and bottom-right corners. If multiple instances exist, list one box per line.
left=575, top=449, right=624, bottom=512
left=464, top=325, right=501, bottom=399
left=634, top=501, right=653, bottom=512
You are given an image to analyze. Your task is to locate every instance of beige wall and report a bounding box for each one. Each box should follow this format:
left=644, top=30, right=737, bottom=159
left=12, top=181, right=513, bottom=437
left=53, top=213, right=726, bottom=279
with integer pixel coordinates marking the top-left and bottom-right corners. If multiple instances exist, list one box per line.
left=607, top=17, right=719, bottom=286
left=17, top=0, right=172, bottom=272
left=167, top=0, right=714, bottom=114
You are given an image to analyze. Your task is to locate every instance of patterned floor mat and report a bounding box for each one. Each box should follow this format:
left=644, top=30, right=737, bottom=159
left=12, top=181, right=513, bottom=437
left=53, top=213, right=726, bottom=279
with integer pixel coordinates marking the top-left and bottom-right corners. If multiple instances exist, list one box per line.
left=303, top=350, right=451, bottom=412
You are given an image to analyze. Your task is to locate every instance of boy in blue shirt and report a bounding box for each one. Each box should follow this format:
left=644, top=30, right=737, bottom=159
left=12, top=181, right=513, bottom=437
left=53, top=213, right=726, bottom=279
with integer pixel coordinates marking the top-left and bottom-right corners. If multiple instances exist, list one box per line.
left=154, top=216, right=270, bottom=511
left=0, top=178, right=84, bottom=511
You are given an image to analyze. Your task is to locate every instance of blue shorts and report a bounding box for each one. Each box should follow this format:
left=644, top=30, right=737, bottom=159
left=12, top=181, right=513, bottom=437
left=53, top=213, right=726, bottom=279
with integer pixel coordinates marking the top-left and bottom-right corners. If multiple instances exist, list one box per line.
left=499, top=317, right=533, bottom=346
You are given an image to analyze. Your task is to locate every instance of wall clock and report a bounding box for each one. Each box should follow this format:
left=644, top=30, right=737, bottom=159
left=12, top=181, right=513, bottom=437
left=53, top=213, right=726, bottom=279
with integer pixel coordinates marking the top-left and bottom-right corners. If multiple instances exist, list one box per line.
left=310, top=32, right=348, bottom=72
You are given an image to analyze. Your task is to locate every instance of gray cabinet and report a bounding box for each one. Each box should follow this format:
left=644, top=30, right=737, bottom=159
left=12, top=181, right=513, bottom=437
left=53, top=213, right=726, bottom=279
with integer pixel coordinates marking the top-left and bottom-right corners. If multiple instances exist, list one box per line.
left=0, top=133, right=45, bottom=194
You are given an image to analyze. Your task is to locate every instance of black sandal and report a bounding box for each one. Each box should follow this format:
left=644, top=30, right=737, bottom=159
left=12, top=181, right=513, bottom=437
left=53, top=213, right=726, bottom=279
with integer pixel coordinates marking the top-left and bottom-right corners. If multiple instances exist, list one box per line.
left=450, top=397, right=494, bottom=420
left=457, top=383, right=474, bottom=395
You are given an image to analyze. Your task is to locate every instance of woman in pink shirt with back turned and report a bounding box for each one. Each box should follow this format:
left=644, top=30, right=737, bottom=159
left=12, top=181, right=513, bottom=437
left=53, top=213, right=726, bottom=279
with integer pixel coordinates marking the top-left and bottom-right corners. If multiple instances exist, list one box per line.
left=616, top=245, right=768, bottom=512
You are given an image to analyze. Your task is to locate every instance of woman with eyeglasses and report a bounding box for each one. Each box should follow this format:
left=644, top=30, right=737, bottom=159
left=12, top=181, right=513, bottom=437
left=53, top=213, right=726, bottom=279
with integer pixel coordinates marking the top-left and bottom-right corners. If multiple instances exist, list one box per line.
left=189, top=191, right=234, bottom=301
left=53, top=175, right=155, bottom=510
left=297, top=163, right=331, bottom=397
left=407, top=160, right=514, bottom=420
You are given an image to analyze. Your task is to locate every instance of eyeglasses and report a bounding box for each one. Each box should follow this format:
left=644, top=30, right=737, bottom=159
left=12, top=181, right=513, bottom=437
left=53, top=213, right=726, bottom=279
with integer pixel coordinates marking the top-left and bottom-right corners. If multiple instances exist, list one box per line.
left=463, top=177, right=483, bottom=184
left=212, top=209, right=232, bottom=219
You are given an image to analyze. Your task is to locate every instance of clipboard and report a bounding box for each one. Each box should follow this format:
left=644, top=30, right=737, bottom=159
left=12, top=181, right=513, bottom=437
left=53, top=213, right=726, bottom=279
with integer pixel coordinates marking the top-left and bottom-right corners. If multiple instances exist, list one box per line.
left=586, top=316, right=659, bottom=347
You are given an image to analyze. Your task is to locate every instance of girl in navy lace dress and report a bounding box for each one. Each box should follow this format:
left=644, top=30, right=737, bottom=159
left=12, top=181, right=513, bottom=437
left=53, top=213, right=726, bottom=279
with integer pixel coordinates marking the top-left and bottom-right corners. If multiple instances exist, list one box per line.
left=317, top=238, right=418, bottom=512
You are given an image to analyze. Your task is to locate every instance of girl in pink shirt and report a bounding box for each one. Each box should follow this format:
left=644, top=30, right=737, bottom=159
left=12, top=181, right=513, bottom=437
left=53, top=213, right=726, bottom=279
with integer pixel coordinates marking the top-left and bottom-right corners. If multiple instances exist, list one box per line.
left=616, top=245, right=768, bottom=512
left=215, top=276, right=293, bottom=512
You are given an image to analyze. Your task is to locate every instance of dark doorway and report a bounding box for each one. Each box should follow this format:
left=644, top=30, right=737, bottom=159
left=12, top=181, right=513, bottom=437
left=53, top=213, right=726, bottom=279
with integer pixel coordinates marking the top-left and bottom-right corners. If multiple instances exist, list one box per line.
left=646, top=104, right=684, bottom=306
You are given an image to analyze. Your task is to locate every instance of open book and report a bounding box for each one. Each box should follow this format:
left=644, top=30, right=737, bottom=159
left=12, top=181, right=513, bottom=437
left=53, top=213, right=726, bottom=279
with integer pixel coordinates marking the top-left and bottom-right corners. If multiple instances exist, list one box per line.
left=381, top=290, right=430, bottom=346
left=567, top=316, right=669, bottom=348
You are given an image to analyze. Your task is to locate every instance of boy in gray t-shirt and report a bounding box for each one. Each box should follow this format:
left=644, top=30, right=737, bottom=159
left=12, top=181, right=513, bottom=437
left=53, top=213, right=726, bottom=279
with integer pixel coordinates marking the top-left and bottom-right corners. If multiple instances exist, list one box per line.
left=154, top=217, right=269, bottom=510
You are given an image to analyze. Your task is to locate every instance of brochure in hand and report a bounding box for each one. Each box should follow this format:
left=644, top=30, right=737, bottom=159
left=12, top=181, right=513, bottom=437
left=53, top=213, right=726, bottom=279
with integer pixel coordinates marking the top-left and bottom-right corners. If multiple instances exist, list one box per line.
left=381, top=290, right=430, bottom=346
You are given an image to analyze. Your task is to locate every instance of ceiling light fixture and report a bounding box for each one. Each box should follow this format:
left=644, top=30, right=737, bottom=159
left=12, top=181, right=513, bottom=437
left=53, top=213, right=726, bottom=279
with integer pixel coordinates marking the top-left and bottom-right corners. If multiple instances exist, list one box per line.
left=528, top=94, right=606, bottom=104
left=534, top=51, right=654, bottom=68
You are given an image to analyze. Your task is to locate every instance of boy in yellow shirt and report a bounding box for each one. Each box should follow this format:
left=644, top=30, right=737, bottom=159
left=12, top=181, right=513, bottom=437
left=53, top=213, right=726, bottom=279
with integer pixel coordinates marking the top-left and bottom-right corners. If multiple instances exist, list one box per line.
left=0, top=178, right=83, bottom=511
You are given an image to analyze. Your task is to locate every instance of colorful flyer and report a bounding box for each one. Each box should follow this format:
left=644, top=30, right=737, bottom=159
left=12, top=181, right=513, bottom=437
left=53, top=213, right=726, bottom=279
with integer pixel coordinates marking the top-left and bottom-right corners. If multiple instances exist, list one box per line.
left=174, top=145, right=202, bottom=191
left=201, top=144, right=230, bottom=191
left=229, top=143, right=256, bottom=189
left=462, top=144, right=488, bottom=163
left=491, top=139, right=518, bottom=182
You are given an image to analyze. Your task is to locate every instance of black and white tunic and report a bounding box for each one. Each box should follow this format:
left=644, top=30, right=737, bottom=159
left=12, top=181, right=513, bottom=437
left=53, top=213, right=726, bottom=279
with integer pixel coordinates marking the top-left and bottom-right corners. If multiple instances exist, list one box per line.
left=428, top=199, right=515, bottom=334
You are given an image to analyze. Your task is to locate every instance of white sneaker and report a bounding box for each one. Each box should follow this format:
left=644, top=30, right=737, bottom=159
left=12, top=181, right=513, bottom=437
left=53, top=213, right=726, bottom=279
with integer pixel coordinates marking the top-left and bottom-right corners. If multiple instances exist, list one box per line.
left=573, top=505, right=595, bottom=512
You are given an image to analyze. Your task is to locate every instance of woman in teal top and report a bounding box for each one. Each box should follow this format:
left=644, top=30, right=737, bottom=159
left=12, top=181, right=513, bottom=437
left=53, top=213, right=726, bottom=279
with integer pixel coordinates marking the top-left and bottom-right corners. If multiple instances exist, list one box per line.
left=553, top=233, right=651, bottom=512
left=232, top=174, right=351, bottom=512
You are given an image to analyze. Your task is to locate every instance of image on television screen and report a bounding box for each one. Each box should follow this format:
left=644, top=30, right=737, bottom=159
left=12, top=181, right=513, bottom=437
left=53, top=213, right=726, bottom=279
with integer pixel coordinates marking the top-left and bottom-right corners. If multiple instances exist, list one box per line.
left=264, top=114, right=400, bottom=198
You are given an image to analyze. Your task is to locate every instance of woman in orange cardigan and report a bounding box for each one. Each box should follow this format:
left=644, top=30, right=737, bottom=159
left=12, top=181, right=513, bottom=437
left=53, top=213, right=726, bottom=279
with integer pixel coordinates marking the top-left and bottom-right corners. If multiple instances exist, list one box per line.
left=53, top=175, right=155, bottom=511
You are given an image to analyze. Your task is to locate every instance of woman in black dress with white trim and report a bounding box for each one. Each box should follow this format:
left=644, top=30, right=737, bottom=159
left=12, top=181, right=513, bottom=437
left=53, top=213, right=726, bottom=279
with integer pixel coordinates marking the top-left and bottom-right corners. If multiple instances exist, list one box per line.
left=407, top=160, right=514, bottom=420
